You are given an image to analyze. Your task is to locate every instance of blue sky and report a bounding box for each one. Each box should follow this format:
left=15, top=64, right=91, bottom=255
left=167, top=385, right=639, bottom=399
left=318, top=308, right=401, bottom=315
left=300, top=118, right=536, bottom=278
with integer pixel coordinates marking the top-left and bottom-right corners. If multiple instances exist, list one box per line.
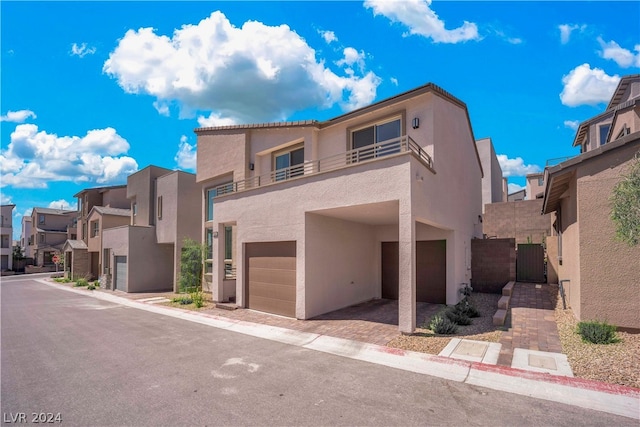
left=2, top=1, right=639, bottom=239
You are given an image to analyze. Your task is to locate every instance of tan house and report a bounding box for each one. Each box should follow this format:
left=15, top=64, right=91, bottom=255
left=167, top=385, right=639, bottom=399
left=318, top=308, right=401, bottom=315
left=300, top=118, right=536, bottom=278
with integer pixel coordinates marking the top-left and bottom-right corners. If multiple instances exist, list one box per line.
left=29, top=207, right=77, bottom=267
left=1, top=204, right=15, bottom=271
left=102, top=166, right=202, bottom=292
left=525, top=172, right=545, bottom=200
left=542, top=74, right=640, bottom=331
left=21, top=215, right=32, bottom=259
left=196, top=82, right=484, bottom=334
left=63, top=185, right=130, bottom=280
left=475, top=137, right=506, bottom=212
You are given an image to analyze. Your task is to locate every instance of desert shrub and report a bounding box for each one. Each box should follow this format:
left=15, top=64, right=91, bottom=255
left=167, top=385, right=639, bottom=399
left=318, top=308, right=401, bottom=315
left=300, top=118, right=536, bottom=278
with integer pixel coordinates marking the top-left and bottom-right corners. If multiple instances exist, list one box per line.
left=54, top=278, right=71, bottom=283
left=577, top=320, right=620, bottom=344
left=178, top=296, right=193, bottom=305
left=445, top=306, right=472, bottom=325
left=429, top=314, right=458, bottom=335
left=179, top=239, right=204, bottom=293
left=191, top=291, right=204, bottom=308
left=610, top=152, right=640, bottom=247
left=455, top=297, right=480, bottom=318
left=74, top=278, right=89, bottom=287
left=87, top=283, right=96, bottom=290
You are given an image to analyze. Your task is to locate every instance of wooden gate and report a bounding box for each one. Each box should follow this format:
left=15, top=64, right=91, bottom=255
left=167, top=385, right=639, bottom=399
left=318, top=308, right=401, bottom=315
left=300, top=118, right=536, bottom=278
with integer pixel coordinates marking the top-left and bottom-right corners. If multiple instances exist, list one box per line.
left=516, top=244, right=545, bottom=283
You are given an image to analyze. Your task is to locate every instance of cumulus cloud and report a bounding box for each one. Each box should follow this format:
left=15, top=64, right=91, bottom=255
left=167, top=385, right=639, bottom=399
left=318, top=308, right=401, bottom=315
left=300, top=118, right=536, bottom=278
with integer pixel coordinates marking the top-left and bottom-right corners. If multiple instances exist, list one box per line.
left=70, top=42, right=97, bottom=58
left=48, top=199, right=74, bottom=211
left=1, top=124, right=138, bottom=189
left=0, top=110, right=37, bottom=123
left=364, top=0, right=479, bottom=44
left=558, top=24, right=586, bottom=44
left=174, top=135, right=197, bottom=171
left=560, top=64, right=620, bottom=107
left=497, top=154, right=541, bottom=177
left=564, top=120, right=580, bottom=131
left=319, top=30, right=337, bottom=44
left=0, top=193, right=12, bottom=205
left=597, top=37, right=640, bottom=68
left=390, top=77, right=399, bottom=86
left=103, top=11, right=381, bottom=124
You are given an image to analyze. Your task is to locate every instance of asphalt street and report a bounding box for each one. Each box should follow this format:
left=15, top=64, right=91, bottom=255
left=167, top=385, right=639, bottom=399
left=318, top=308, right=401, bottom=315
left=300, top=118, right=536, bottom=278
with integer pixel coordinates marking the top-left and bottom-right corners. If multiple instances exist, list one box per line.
left=1, top=276, right=636, bottom=426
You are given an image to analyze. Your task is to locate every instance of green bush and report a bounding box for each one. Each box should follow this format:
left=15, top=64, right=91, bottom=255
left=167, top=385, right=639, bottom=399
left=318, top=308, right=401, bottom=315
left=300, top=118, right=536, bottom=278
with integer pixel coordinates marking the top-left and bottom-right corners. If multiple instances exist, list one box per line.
left=74, top=278, right=89, bottom=287
left=54, top=278, right=71, bottom=283
left=445, top=307, right=472, bottom=325
left=87, top=283, right=96, bottom=290
left=455, top=297, right=480, bottom=318
left=429, top=314, right=458, bottom=335
left=178, top=238, right=204, bottom=293
left=577, top=321, right=620, bottom=344
left=179, top=296, right=193, bottom=305
left=191, top=291, right=204, bottom=308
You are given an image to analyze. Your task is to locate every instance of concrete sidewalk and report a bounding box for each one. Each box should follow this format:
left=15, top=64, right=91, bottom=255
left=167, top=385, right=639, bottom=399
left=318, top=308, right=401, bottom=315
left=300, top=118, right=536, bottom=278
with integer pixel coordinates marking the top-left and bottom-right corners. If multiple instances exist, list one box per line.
left=37, top=279, right=640, bottom=420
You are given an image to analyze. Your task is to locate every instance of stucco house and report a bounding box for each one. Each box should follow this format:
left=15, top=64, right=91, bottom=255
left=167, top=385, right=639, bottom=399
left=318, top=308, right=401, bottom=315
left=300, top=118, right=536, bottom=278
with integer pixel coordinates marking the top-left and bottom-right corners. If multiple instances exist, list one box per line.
left=196, top=82, right=484, bottom=333
left=542, top=74, right=640, bottom=331
left=62, top=185, right=130, bottom=280
left=475, top=137, right=506, bottom=212
left=1, top=204, right=15, bottom=271
left=102, top=166, right=202, bottom=292
left=29, top=207, right=77, bottom=267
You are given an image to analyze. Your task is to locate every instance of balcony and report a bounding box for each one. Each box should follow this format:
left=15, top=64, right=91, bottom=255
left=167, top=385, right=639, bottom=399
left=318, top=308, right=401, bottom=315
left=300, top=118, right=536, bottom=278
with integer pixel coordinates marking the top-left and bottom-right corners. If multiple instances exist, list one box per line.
left=214, top=136, right=434, bottom=197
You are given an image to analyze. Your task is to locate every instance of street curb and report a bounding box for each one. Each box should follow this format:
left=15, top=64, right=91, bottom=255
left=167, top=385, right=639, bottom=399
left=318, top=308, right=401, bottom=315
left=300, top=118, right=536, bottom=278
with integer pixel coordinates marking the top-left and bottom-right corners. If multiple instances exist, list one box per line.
left=37, top=279, right=640, bottom=420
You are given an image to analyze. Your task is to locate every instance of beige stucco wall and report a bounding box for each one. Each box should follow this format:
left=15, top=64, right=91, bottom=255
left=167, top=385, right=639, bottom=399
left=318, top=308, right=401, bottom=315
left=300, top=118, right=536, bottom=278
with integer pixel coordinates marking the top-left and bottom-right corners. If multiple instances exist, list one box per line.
left=526, top=173, right=545, bottom=200
left=555, top=174, right=581, bottom=319
left=197, top=131, right=248, bottom=185
left=127, top=166, right=172, bottom=226
left=101, top=188, right=129, bottom=208
left=304, top=213, right=378, bottom=319
left=575, top=147, right=640, bottom=329
left=610, top=106, right=640, bottom=139
left=476, top=138, right=504, bottom=211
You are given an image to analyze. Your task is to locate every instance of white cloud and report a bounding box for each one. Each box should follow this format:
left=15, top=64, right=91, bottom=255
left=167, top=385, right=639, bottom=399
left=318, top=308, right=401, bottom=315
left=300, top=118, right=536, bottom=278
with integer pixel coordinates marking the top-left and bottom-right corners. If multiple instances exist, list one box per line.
left=564, top=120, right=580, bottom=131
left=174, top=135, right=196, bottom=171
left=103, top=11, right=381, bottom=124
left=0, top=110, right=37, bottom=123
left=1, top=124, right=138, bottom=189
left=558, top=24, right=586, bottom=44
left=319, top=30, right=337, bottom=44
left=336, top=47, right=366, bottom=75
left=0, top=193, right=12, bottom=205
left=507, top=183, right=525, bottom=194
left=560, top=64, right=620, bottom=107
left=197, top=113, right=237, bottom=128
left=390, top=77, right=399, bottom=86
left=497, top=154, right=541, bottom=177
left=364, top=0, right=479, bottom=44
left=70, top=42, right=96, bottom=58
left=47, top=199, right=74, bottom=211
left=597, top=37, right=640, bottom=68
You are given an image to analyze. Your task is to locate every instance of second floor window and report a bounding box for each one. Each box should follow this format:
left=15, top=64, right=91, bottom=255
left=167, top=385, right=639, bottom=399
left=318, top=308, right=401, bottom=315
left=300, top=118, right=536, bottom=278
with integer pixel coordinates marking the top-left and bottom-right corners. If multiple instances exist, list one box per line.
left=91, top=221, right=99, bottom=238
left=38, top=233, right=45, bottom=244
left=273, top=145, right=304, bottom=181
left=352, top=118, right=401, bottom=161
left=599, top=124, right=611, bottom=146
left=38, top=214, right=45, bottom=225
left=157, top=196, right=163, bottom=220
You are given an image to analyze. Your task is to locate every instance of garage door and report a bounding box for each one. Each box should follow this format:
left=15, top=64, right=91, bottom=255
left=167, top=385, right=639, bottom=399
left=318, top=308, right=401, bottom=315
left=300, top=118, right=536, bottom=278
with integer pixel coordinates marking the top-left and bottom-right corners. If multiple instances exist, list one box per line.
left=245, top=242, right=296, bottom=317
left=114, top=256, right=127, bottom=291
left=381, top=240, right=446, bottom=304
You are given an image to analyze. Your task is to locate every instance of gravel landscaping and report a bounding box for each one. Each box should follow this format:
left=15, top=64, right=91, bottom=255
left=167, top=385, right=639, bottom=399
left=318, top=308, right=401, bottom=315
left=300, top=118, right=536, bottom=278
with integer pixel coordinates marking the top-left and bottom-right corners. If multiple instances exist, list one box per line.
left=387, top=293, right=503, bottom=355
left=555, top=297, right=640, bottom=389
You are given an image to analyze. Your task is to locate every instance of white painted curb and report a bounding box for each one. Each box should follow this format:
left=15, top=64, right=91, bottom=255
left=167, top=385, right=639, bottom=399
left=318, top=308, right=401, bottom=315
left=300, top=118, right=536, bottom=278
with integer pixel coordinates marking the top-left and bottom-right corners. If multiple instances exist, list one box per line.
left=37, top=279, right=640, bottom=420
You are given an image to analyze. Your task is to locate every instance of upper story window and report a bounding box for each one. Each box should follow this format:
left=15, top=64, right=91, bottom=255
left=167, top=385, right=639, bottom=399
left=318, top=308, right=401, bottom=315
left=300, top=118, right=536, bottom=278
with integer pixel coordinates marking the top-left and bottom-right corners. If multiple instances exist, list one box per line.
left=206, top=188, right=216, bottom=221
left=273, top=145, right=304, bottom=181
left=38, top=233, right=45, bottom=244
left=38, top=214, right=45, bottom=225
left=351, top=117, right=401, bottom=161
left=157, top=196, right=163, bottom=220
left=599, top=124, right=611, bottom=146
left=91, top=220, right=99, bottom=238
left=537, top=177, right=544, bottom=186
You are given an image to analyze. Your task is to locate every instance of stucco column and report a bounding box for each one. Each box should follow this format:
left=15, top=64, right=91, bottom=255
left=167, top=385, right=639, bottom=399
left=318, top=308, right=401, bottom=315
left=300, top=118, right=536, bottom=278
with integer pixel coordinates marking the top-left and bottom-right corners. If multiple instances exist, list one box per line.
left=211, top=223, right=225, bottom=302
left=398, top=212, right=416, bottom=334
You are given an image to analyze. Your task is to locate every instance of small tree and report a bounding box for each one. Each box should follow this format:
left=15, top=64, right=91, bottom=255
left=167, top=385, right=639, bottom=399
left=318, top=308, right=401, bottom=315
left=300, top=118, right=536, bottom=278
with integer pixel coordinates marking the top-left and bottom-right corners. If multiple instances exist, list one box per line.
left=610, top=152, right=640, bottom=247
left=12, top=245, right=25, bottom=261
left=178, top=238, right=204, bottom=293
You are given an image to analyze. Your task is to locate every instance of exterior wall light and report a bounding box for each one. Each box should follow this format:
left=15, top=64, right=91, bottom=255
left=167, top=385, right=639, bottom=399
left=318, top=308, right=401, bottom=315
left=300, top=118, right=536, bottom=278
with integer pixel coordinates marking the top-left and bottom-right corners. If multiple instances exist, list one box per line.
left=249, top=163, right=255, bottom=170
left=412, top=118, right=420, bottom=129
left=213, top=231, right=219, bottom=238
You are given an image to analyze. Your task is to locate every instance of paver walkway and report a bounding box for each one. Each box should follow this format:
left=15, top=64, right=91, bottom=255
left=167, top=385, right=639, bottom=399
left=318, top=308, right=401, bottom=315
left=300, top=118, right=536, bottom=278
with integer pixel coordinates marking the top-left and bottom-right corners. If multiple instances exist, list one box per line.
left=497, top=282, right=563, bottom=366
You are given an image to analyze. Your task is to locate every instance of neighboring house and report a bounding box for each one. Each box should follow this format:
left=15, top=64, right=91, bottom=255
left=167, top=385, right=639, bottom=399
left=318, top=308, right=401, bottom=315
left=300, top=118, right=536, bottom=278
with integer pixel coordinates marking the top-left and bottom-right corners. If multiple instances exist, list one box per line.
left=29, top=208, right=77, bottom=267
left=195, top=82, right=484, bottom=334
left=476, top=137, right=506, bottom=212
left=507, top=189, right=526, bottom=202
left=1, top=204, right=15, bottom=271
left=572, top=74, right=639, bottom=154
left=525, top=173, right=545, bottom=200
left=62, top=185, right=130, bottom=280
left=102, top=166, right=202, bottom=292
left=542, top=74, right=640, bottom=331
left=21, top=216, right=32, bottom=258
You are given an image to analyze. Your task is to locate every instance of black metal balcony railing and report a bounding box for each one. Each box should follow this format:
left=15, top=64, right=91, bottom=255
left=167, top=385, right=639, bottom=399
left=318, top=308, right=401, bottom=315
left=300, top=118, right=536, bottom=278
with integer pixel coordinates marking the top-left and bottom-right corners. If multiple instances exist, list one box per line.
left=214, top=136, right=434, bottom=197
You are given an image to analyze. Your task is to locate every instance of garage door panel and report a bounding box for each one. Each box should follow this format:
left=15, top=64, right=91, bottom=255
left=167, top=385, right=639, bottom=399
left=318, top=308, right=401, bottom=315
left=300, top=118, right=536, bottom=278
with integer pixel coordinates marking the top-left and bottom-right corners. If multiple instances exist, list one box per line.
left=247, top=280, right=295, bottom=301
left=249, top=257, right=295, bottom=270
left=248, top=296, right=295, bottom=318
left=245, top=241, right=296, bottom=318
left=248, top=268, right=296, bottom=286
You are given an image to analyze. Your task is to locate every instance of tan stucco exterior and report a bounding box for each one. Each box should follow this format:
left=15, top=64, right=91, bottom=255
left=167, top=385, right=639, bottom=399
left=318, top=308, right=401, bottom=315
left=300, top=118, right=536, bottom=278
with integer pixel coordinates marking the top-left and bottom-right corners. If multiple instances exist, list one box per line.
left=476, top=137, right=505, bottom=212
left=197, top=83, right=483, bottom=333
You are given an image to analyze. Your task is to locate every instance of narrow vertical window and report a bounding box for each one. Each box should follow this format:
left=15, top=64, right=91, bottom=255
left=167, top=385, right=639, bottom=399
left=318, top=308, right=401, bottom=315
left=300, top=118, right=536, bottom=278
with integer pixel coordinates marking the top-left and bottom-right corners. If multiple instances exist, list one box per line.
left=157, top=196, right=163, bottom=219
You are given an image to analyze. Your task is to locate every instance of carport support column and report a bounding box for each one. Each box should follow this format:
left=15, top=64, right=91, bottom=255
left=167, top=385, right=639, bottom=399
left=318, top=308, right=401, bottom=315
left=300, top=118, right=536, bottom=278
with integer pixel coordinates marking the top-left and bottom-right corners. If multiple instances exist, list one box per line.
left=398, top=213, right=416, bottom=334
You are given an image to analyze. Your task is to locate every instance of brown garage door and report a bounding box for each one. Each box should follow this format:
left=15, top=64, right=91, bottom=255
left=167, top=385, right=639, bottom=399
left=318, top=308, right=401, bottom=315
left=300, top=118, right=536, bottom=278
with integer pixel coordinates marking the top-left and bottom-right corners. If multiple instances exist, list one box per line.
left=245, top=242, right=296, bottom=318
left=381, top=240, right=446, bottom=304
